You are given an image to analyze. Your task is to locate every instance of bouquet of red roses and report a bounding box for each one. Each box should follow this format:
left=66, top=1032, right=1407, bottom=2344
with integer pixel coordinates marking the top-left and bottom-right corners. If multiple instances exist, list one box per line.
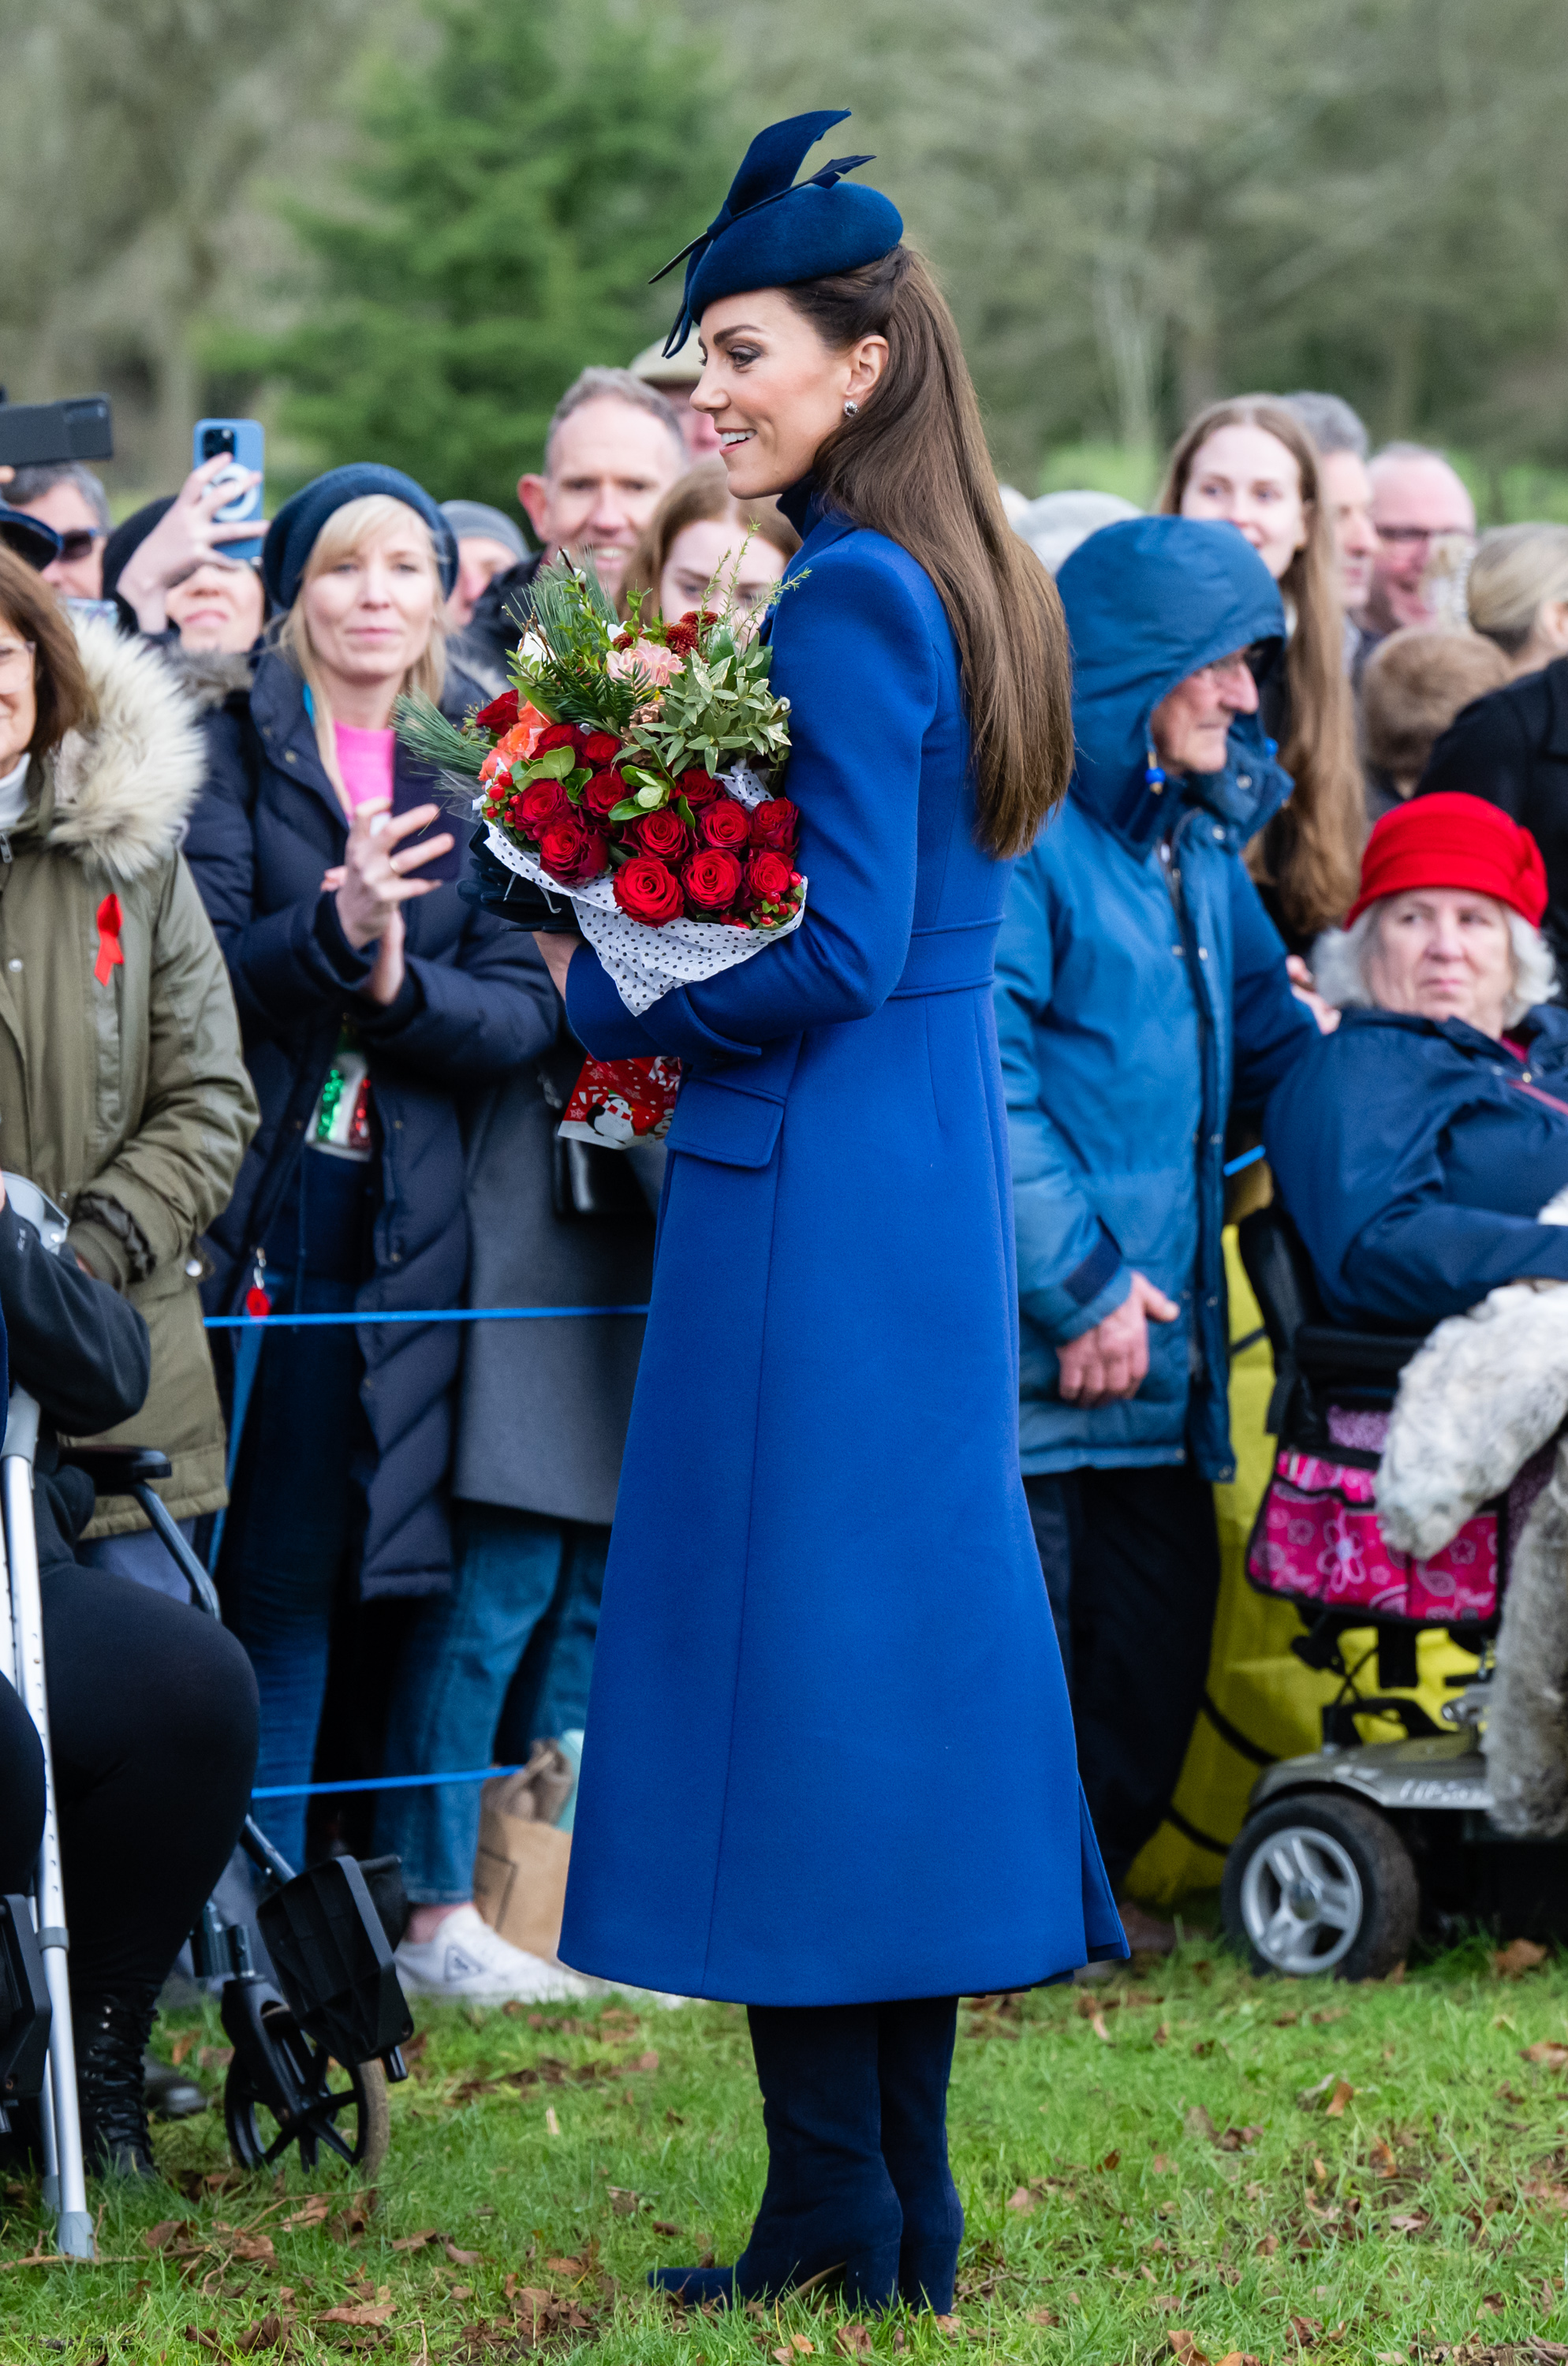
left=398, top=554, right=805, bottom=1146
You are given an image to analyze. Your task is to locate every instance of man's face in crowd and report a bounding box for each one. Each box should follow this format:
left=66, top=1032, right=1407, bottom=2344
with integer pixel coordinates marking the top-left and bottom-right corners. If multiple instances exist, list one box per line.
left=11, top=479, right=105, bottom=599
left=1150, top=648, right=1260, bottom=778
left=1318, top=449, right=1379, bottom=617
left=518, top=398, right=683, bottom=602
left=1365, top=453, right=1476, bottom=633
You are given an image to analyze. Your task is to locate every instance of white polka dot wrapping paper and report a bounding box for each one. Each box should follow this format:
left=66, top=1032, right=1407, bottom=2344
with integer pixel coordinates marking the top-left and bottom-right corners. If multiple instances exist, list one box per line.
left=476, top=759, right=808, bottom=1018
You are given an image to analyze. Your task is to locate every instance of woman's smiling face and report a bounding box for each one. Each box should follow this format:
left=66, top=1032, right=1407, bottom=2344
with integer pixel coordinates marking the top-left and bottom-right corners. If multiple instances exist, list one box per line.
left=690, top=289, right=887, bottom=499
left=1179, top=422, right=1309, bottom=583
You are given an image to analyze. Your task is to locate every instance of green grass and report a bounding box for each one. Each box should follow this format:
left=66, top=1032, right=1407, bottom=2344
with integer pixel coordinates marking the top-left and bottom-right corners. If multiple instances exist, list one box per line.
left=9, top=1943, right=1568, bottom=2362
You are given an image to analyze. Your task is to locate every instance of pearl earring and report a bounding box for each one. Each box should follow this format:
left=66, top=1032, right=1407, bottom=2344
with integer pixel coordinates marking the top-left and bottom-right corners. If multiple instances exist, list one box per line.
left=842, top=399, right=859, bottom=418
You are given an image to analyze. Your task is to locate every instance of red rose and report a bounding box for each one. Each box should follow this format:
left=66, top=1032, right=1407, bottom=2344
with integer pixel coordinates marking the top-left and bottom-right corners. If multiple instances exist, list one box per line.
left=700, top=797, right=751, bottom=853
left=749, top=796, right=799, bottom=853
left=632, top=808, right=693, bottom=864
left=581, top=767, right=628, bottom=819
left=678, top=768, right=722, bottom=808
left=474, top=689, right=520, bottom=735
left=614, top=856, right=684, bottom=927
left=537, top=819, right=608, bottom=886
left=744, top=849, right=795, bottom=906
left=682, top=847, right=744, bottom=912
left=513, top=778, right=572, bottom=836
left=535, top=722, right=580, bottom=756
left=581, top=731, right=622, bottom=767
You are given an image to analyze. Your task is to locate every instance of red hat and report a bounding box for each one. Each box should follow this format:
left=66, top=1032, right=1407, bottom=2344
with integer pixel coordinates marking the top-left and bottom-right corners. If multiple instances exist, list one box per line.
left=1346, top=791, right=1548, bottom=929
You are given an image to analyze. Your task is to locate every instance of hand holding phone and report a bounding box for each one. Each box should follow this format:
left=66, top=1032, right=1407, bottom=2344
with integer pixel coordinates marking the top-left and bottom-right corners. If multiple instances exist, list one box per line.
left=193, top=419, right=265, bottom=565
left=116, top=450, right=265, bottom=634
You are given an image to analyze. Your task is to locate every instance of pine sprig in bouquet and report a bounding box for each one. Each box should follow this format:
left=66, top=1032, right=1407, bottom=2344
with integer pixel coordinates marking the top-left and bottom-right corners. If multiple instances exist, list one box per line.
left=397, top=551, right=807, bottom=1147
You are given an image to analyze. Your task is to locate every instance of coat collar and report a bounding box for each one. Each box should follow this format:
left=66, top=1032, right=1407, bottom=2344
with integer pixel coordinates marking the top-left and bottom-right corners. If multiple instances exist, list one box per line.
left=1336, top=1002, right=1568, bottom=1060
left=247, top=647, right=472, bottom=836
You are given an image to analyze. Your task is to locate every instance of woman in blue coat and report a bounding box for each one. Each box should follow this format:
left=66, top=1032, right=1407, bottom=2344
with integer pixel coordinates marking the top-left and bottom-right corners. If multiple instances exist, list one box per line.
left=530, top=114, right=1123, bottom=2316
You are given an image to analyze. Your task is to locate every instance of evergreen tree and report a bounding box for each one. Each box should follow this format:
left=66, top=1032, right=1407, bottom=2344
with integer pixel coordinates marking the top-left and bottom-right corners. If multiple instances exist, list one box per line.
left=255, top=0, right=730, bottom=507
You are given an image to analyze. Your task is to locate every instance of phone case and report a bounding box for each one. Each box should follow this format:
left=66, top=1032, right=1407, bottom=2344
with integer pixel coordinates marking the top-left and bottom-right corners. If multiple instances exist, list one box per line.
left=192, top=417, right=265, bottom=565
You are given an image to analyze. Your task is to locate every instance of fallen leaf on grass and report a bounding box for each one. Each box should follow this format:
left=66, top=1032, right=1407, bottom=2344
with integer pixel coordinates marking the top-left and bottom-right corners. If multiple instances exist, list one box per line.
left=233, top=2316, right=288, bottom=2355
left=390, top=2230, right=445, bottom=2253
left=1152, top=2295, right=1184, bottom=2312
left=1522, top=2040, right=1568, bottom=2066
left=1006, top=2186, right=1036, bottom=2213
left=1388, top=2210, right=1432, bottom=2234
left=651, top=2220, right=681, bottom=2237
left=1325, top=2079, right=1354, bottom=2118
left=446, top=2241, right=483, bottom=2265
left=1087, top=2010, right=1112, bottom=2043
left=1215, top=2355, right=1260, bottom=2366
left=605, top=2188, right=643, bottom=2218
left=834, top=2326, right=872, bottom=2357
left=1185, top=2105, right=1218, bottom=2142
left=544, top=2106, right=562, bottom=2136
left=1256, top=2234, right=1279, bottom=2258
left=1028, top=2309, right=1060, bottom=2327
left=933, top=2318, right=961, bottom=2338
left=1219, top=2125, right=1263, bottom=2151
left=1495, top=1939, right=1550, bottom=1979
left=1167, top=2332, right=1208, bottom=2364
left=170, top=2030, right=199, bottom=2066
left=1524, top=2180, right=1568, bottom=2209
left=318, top=2301, right=396, bottom=2327
left=1099, top=2150, right=1122, bottom=2170
left=1368, top=2140, right=1398, bottom=2177
left=1152, top=2154, right=1175, bottom=2174
left=1288, top=2316, right=1323, bottom=2347
left=282, top=2195, right=334, bottom=2229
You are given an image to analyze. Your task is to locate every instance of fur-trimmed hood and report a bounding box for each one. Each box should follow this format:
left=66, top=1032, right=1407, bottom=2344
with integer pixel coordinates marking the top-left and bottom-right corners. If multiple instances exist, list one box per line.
left=43, top=612, right=208, bottom=883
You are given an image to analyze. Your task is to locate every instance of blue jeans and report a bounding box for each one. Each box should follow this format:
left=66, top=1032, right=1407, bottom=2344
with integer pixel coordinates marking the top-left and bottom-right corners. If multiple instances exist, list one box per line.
left=375, top=1504, right=607, bottom=1903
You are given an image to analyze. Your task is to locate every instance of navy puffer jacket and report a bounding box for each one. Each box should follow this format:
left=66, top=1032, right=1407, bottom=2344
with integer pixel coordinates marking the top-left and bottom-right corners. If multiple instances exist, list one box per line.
left=185, top=649, right=557, bottom=1597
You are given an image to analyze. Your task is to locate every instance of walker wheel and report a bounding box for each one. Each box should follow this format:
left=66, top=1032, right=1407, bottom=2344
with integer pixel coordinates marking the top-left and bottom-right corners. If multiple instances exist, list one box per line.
left=224, top=1996, right=390, bottom=2177
left=1222, top=1791, right=1418, bottom=1980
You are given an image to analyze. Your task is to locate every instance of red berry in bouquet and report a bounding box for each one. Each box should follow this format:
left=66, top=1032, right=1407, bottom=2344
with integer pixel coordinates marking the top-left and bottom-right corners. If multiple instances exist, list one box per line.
left=683, top=848, right=745, bottom=912
left=632, top=808, right=693, bottom=864
left=514, top=777, right=573, bottom=836
left=474, top=689, right=520, bottom=735
left=749, top=796, right=799, bottom=853
left=614, top=856, right=685, bottom=927
left=744, top=849, right=796, bottom=908
left=581, top=768, right=629, bottom=819
left=678, top=768, right=722, bottom=808
left=538, top=818, right=610, bottom=886
left=700, top=797, right=752, bottom=853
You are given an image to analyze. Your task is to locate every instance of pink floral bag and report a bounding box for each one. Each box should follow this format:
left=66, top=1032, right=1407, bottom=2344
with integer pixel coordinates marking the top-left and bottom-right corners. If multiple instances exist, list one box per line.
left=1245, top=1408, right=1501, bottom=1625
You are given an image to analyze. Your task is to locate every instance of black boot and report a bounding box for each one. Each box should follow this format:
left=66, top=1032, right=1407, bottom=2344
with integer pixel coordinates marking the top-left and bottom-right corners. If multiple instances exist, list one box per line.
left=144, top=2051, right=206, bottom=2123
left=878, top=1997, right=964, bottom=2312
left=74, top=1991, right=159, bottom=2178
left=653, top=2005, right=902, bottom=2311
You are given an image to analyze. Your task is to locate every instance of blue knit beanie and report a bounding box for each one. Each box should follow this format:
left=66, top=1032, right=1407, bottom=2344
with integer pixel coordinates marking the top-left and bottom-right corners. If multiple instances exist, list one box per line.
left=263, top=465, right=457, bottom=611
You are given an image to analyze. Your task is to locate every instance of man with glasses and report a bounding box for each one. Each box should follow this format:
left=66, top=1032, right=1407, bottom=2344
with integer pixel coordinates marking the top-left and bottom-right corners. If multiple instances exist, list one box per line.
left=1365, top=442, right=1476, bottom=637
left=3, top=461, right=111, bottom=600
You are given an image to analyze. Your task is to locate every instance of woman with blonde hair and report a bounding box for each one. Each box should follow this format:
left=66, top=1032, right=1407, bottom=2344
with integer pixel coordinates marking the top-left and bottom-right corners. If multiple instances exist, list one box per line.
left=1160, top=395, right=1364, bottom=951
left=184, top=464, right=558, bottom=1874
left=618, top=460, right=800, bottom=624
left=1421, top=522, right=1568, bottom=966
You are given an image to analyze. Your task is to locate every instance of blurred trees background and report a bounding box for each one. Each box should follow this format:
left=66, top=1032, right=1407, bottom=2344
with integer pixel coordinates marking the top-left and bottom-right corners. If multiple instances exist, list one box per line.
left=3, top=0, right=1567, bottom=513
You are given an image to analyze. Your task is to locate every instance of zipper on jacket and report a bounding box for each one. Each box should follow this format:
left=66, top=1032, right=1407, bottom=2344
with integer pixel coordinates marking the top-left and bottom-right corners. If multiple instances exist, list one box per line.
left=0, top=833, right=12, bottom=866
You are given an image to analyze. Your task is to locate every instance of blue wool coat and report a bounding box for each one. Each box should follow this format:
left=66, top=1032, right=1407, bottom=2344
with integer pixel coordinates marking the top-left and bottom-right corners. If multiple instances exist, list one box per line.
left=995, top=518, right=1317, bottom=1482
left=185, top=651, right=557, bottom=1598
left=1265, top=1002, right=1568, bottom=1329
left=556, top=491, right=1125, bottom=2003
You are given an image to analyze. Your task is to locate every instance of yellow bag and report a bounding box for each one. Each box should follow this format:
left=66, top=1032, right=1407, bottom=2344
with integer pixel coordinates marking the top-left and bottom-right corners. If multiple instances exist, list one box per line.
left=1125, top=1226, right=1477, bottom=1910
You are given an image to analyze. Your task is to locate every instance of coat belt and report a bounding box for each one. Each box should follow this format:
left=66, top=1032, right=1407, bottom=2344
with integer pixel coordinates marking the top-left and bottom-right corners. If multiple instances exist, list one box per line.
left=887, top=917, right=1002, bottom=999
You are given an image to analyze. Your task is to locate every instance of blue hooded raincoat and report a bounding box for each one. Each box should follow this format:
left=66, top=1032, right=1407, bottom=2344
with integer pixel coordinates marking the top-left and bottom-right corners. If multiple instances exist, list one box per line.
left=555, top=488, right=1125, bottom=2003
left=995, top=517, right=1317, bottom=1481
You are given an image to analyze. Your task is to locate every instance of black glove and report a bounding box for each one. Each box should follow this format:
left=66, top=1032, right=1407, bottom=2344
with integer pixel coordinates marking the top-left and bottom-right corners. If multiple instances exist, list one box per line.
left=458, top=824, right=580, bottom=931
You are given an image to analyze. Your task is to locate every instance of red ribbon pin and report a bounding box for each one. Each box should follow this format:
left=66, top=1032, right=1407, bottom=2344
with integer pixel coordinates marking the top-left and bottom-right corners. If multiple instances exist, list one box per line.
left=94, top=893, right=124, bottom=987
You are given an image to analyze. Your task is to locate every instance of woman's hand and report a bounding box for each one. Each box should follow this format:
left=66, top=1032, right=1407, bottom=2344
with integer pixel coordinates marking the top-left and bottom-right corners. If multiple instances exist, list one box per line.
left=364, top=907, right=407, bottom=1006
left=334, top=800, right=454, bottom=951
left=533, top=931, right=584, bottom=998
left=116, top=454, right=264, bottom=632
left=1286, top=953, right=1342, bottom=1036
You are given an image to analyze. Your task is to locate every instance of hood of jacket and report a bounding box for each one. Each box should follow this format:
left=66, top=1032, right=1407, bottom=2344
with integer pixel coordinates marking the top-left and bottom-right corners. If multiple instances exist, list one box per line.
left=39, top=613, right=207, bottom=883
left=1056, top=515, right=1290, bottom=853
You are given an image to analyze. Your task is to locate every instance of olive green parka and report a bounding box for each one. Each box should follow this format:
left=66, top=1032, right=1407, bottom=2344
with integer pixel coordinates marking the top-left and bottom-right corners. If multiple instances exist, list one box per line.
left=0, top=614, right=258, bottom=1534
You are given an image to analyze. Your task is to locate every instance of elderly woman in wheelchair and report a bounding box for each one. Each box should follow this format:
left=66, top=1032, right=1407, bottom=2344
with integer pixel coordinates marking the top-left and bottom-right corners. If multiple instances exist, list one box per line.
left=1223, top=792, right=1568, bottom=1978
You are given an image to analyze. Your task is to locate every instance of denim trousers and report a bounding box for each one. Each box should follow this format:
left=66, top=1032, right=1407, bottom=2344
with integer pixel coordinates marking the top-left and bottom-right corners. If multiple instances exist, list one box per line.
left=374, top=1504, right=607, bottom=1903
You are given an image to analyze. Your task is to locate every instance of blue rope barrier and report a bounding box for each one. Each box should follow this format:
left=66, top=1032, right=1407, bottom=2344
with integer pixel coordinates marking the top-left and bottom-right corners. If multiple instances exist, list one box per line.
left=1222, top=1145, right=1266, bottom=1178
left=204, top=1304, right=650, bottom=1329
left=252, top=1765, right=529, bottom=1801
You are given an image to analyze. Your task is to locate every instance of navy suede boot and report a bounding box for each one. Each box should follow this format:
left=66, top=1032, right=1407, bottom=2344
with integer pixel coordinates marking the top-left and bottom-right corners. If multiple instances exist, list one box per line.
left=878, top=1997, right=965, bottom=2312
left=651, top=2004, right=902, bottom=2311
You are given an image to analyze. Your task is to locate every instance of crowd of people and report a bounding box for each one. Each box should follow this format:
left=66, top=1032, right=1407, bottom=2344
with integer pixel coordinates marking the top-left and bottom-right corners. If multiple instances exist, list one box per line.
left=5, top=301, right=1568, bottom=2169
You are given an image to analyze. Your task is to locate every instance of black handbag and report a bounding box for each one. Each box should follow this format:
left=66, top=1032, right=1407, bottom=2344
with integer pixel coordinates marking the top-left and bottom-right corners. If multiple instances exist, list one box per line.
left=536, top=1039, right=648, bottom=1221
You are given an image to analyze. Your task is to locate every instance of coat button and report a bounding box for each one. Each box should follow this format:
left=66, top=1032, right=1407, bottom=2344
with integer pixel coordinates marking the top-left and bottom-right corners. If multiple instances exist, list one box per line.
left=1238, top=772, right=1252, bottom=787
left=1197, top=946, right=1208, bottom=959
left=6, top=958, right=19, bottom=972
left=1213, top=826, right=1224, bottom=840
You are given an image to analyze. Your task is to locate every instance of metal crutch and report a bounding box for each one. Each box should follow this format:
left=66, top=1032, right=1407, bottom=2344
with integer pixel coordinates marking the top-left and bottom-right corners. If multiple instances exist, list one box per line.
left=0, top=1175, right=92, bottom=2259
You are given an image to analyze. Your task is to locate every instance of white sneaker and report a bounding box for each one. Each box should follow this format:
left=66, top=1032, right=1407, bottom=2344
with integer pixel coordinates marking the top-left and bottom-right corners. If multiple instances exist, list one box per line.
left=394, top=1905, right=596, bottom=2002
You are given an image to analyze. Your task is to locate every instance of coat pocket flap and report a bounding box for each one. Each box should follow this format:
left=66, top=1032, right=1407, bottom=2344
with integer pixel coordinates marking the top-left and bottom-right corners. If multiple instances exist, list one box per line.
left=666, top=1032, right=803, bottom=1170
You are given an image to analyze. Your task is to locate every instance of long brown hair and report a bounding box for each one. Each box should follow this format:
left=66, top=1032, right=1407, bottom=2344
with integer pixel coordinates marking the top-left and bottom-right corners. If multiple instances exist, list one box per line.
left=1159, top=396, right=1363, bottom=937
left=0, top=546, right=95, bottom=756
left=619, top=462, right=800, bottom=621
left=784, top=248, right=1073, bottom=860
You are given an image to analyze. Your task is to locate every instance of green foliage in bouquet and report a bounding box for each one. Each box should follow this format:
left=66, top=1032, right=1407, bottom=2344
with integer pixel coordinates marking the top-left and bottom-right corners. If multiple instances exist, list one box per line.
left=520, top=556, right=644, bottom=735
left=622, top=616, right=793, bottom=783
left=392, top=690, right=487, bottom=782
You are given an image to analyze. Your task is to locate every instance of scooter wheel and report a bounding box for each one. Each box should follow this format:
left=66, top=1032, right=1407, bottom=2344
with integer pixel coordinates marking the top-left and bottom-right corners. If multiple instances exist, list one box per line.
left=224, top=1997, right=390, bottom=2177
left=1222, top=1792, right=1418, bottom=1980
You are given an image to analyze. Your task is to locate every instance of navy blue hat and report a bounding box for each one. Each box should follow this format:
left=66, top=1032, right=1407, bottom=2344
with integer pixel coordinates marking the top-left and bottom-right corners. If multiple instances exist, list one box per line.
left=655, top=110, right=902, bottom=356
left=0, top=504, right=62, bottom=572
left=263, top=464, right=457, bottom=611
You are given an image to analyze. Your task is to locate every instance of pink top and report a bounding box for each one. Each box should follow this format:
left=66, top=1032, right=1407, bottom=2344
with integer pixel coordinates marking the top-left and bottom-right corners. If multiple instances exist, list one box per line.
left=334, top=722, right=396, bottom=812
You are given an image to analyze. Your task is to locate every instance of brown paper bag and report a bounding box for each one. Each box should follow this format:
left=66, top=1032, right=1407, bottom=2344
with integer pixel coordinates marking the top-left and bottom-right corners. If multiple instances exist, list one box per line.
left=472, top=1741, right=574, bottom=1961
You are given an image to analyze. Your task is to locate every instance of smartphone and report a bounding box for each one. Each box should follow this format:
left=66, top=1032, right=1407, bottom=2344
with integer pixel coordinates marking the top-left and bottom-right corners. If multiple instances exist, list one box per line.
left=192, top=417, right=264, bottom=565
left=0, top=395, right=114, bottom=469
